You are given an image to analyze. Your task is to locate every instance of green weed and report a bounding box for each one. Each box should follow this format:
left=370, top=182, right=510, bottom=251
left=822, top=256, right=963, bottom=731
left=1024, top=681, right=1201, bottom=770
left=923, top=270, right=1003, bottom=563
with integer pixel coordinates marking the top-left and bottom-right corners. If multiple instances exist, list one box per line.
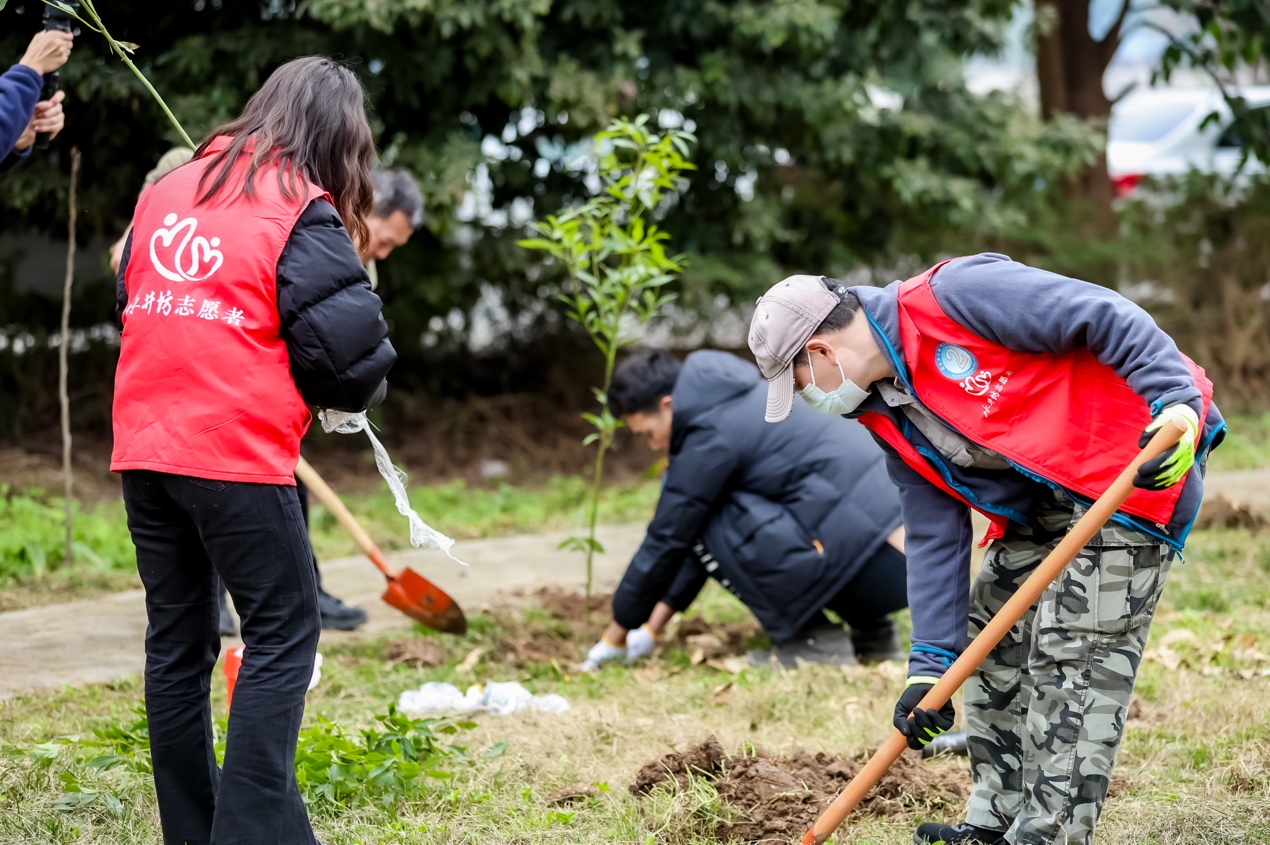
left=1207, top=413, right=1270, bottom=471
left=5, top=704, right=487, bottom=818
left=0, top=486, right=134, bottom=582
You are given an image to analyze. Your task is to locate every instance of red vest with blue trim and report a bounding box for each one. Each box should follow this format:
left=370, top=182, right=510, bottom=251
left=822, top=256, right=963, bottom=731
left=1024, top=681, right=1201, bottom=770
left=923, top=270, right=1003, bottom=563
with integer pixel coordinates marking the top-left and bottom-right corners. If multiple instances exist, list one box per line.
left=858, top=260, right=1214, bottom=538
left=111, top=137, right=330, bottom=485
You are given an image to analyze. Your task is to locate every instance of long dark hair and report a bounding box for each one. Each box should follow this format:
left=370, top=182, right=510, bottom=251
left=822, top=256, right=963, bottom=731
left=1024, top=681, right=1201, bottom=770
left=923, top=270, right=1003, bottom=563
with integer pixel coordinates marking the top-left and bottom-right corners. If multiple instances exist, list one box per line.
left=195, top=56, right=375, bottom=249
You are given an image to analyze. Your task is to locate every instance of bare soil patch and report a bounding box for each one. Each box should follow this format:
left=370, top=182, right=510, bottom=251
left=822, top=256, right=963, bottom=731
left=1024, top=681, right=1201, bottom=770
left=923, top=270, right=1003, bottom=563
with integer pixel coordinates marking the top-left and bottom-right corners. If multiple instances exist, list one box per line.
left=381, top=587, right=763, bottom=670
left=1194, top=494, right=1268, bottom=532
left=631, top=735, right=970, bottom=843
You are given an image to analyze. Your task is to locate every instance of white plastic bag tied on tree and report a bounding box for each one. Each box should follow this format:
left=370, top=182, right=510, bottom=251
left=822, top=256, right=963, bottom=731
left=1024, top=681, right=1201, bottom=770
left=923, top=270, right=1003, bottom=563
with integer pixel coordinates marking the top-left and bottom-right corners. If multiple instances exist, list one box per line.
left=319, top=409, right=463, bottom=564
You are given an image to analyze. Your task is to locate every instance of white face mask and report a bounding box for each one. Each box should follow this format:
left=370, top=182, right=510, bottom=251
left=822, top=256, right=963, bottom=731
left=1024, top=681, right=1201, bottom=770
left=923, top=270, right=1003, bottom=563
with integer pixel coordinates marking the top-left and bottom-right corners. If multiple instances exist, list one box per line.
left=799, top=352, right=870, bottom=415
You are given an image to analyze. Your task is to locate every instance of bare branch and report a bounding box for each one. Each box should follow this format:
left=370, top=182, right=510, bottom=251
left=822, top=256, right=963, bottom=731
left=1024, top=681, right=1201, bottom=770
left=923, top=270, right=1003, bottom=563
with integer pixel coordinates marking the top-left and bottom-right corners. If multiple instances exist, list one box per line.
left=1099, top=0, right=1136, bottom=66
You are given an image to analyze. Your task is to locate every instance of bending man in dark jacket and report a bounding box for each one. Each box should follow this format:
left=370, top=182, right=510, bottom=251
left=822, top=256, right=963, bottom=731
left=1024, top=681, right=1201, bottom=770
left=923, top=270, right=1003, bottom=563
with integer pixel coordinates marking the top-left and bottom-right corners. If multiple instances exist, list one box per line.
left=583, top=349, right=908, bottom=670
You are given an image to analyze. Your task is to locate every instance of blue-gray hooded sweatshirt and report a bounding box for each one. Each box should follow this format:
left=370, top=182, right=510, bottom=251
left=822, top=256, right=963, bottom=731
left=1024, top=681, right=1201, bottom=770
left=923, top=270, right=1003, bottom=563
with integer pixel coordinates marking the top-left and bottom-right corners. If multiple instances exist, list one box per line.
left=848, top=253, right=1226, bottom=679
left=611, top=350, right=904, bottom=644
left=0, top=63, right=42, bottom=173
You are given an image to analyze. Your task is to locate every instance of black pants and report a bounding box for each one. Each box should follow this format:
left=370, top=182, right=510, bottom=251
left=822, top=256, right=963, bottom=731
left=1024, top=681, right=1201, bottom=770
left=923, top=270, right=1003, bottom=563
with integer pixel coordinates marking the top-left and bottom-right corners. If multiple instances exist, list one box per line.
left=819, top=542, right=909, bottom=631
left=218, top=473, right=322, bottom=614
left=123, top=471, right=319, bottom=845
left=294, top=473, right=324, bottom=592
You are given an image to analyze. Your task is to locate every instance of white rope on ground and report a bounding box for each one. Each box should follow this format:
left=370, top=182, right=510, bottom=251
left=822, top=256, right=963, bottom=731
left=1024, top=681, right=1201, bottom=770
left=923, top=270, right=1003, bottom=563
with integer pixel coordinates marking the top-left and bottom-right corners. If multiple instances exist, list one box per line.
left=319, top=409, right=465, bottom=565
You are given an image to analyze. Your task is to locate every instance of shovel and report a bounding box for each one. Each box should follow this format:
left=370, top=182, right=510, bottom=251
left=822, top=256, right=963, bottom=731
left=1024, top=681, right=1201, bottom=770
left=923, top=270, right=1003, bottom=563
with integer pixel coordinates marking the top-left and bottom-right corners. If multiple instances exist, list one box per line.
left=801, top=418, right=1189, bottom=845
left=295, top=457, right=467, bottom=635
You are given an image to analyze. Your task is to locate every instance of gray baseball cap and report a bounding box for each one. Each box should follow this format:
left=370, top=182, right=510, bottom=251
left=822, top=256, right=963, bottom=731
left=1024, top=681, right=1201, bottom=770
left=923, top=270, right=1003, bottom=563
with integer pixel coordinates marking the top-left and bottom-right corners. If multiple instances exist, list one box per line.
left=748, top=275, right=847, bottom=423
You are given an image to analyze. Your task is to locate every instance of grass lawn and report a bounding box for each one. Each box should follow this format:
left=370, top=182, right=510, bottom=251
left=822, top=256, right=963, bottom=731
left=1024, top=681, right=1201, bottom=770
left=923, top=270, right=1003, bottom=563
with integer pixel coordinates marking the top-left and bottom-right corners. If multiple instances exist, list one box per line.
left=1, top=527, right=1268, bottom=844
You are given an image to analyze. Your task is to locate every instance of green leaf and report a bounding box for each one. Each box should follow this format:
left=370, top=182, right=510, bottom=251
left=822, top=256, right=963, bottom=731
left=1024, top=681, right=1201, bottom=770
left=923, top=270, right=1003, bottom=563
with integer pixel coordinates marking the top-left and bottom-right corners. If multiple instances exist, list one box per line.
left=482, top=742, right=509, bottom=759
left=516, top=238, right=559, bottom=252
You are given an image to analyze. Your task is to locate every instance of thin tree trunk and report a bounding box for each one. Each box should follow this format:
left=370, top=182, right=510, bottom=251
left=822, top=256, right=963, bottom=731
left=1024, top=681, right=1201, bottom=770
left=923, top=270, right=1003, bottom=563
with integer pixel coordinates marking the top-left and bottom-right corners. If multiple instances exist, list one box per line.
left=1035, top=0, right=1068, bottom=119
left=60, top=148, right=80, bottom=567
left=1034, top=0, right=1126, bottom=235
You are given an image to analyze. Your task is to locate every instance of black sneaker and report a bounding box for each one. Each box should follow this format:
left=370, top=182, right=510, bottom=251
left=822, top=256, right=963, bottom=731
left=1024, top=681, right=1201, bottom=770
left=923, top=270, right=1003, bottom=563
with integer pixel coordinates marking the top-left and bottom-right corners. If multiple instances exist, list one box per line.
left=850, top=616, right=904, bottom=663
left=749, top=623, right=857, bottom=668
left=913, top=821, right=1005, bottom=845
left=318, top=589, right=368, bottom=631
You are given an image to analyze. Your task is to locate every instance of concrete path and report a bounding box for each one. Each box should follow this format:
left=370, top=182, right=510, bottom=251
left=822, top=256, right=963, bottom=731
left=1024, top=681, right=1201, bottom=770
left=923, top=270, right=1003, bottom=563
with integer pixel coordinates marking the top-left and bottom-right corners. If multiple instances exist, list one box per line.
left=0, top=524, right=646, bottom=701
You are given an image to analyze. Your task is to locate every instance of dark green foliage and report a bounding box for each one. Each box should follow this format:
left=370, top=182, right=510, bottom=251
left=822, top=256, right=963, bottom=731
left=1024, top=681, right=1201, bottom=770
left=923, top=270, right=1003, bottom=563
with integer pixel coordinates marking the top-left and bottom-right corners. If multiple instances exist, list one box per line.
left=1, top=0, right=1091, bottom=313
left=1154, top=0, right=1270, bottom=167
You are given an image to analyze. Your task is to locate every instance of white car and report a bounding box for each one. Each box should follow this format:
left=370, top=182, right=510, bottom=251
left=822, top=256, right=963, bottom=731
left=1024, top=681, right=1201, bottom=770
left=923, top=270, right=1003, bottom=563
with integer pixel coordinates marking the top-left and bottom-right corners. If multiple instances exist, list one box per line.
left=1107, top=86, right=1270, bottom=196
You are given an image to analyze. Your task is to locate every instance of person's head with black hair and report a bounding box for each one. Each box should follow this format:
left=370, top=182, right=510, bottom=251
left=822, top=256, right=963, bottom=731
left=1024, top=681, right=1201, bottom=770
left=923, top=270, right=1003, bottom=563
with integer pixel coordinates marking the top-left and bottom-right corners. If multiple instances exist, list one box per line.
left=610, top=348, right=683, bottom=452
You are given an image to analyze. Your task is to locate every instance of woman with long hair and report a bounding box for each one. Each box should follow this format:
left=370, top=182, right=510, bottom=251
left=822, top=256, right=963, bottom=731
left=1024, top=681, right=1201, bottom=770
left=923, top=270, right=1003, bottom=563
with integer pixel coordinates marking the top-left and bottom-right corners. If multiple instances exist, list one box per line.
left=112, top=56, right=395, bottom=844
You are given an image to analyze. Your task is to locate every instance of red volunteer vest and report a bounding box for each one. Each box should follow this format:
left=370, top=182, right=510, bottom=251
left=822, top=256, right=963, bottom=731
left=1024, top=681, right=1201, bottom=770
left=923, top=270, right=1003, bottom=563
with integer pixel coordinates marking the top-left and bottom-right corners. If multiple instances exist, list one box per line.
left=858, top=260, right=1214, bottom=537
left=111, top=137, right=329, bottom=485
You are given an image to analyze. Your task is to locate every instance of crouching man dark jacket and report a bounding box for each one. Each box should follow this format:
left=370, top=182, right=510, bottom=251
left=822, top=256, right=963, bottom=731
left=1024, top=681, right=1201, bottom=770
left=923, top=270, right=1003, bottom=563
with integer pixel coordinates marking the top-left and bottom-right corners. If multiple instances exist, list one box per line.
left=611, top=350, right=903, bottom=644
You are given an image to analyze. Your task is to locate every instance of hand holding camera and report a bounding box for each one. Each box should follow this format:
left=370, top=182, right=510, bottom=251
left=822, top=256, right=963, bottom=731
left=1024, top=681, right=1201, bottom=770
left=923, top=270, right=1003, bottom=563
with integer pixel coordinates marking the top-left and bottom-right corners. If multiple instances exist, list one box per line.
left=19, top=30, right=74, bottom=76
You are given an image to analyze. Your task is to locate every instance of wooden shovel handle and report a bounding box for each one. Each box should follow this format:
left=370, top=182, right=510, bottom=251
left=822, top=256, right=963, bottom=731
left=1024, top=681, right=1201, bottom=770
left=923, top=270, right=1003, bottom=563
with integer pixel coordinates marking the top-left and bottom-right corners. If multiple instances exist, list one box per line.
left=803, top=418, right=1190, bottom=845
left=294, top=457, right=396, bottom=579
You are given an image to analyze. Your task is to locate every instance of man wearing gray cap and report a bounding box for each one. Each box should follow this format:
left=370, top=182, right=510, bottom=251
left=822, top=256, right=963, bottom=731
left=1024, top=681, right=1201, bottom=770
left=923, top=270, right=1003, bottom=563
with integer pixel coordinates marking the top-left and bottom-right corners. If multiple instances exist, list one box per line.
left=748, top=254, right=1224, bottom=845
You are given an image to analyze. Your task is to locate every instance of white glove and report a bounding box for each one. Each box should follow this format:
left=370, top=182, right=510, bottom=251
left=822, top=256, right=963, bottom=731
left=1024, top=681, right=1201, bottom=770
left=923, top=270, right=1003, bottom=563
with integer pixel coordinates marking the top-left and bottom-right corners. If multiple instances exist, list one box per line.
left=580, top=637, right=625, bottom=672
left=624, top=625, right=656, bottom=662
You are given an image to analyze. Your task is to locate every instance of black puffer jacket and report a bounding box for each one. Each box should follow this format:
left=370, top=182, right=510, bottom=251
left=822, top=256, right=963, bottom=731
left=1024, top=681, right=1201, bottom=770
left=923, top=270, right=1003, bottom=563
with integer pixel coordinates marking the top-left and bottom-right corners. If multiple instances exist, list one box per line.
left=116, top=198, right=395, bottom=412
left=611, top=351, right=904, bottom=644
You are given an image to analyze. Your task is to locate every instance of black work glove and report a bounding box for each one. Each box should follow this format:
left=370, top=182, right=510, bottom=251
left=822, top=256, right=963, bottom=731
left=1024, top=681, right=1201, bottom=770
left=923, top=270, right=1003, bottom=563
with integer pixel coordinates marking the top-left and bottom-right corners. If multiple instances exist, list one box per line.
left=893, top=680, right=955, bottom=751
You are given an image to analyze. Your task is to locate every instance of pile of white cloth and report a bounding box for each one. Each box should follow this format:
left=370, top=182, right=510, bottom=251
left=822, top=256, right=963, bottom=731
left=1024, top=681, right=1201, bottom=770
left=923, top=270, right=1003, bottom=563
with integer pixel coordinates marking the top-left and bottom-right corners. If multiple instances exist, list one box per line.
left=397, top=681, right=570, bottom=717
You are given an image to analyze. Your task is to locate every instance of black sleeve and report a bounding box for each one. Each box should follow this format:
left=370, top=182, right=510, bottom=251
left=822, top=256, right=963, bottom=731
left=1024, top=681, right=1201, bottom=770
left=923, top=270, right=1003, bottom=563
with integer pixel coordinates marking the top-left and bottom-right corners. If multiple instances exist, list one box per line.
left=276, top=199, right=397, bottom=411
left=663, top=553, right=710, bottom=613
left=611, top=428, right=738, bottom=629
left=0, top=148, right=28, bottom=174
left=114, top=230, right=134, bottom=328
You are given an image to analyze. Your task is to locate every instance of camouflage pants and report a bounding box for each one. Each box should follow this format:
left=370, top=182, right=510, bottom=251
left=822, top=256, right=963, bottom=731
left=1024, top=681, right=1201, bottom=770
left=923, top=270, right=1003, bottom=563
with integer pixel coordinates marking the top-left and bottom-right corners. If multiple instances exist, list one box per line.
left=964, top=491, right=1173, bottom=845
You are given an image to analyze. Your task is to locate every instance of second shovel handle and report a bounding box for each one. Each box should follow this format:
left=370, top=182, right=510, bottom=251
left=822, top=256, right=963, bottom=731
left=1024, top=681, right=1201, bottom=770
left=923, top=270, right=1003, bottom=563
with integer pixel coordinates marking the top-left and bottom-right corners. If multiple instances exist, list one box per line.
left=295, top=457, right=395, bottom=578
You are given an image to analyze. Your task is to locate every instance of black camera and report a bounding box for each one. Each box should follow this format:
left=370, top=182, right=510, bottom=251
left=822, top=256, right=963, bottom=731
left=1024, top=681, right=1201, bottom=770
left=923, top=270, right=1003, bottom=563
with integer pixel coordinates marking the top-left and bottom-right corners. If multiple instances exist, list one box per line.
left=35, top=0, right=80, bottom=150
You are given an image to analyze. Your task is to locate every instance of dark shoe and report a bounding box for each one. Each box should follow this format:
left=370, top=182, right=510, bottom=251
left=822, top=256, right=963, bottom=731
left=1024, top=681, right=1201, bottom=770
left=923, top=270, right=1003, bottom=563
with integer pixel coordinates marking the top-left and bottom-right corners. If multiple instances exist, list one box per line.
left=851, top=616, right=904, bottom=663
left=219, top=599, right=238, bottom=637
left=913, top=821, right=1005, bottom=845
left=750, top=623, right=857, bottom=668
left=921, top=730, right=969, bottom=759
left=318, top=589, right=368, bottom=631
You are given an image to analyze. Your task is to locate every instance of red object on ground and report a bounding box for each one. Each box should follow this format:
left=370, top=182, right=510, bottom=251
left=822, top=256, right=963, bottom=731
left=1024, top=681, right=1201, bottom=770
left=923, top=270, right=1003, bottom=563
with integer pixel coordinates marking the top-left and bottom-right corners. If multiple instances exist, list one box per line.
left=223, top=645, right=245, bottom=709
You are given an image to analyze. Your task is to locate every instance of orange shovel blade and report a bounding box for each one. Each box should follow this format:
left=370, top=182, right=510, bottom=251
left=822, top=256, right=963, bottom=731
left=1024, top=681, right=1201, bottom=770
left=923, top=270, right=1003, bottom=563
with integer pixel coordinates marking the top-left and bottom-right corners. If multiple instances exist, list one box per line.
left=382, top=568, right=467, bottom=634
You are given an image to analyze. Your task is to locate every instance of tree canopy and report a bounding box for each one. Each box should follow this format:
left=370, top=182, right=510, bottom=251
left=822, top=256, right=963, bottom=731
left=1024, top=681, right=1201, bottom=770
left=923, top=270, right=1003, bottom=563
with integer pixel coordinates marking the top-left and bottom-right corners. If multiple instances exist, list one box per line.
left=1, top=1, right=1097, bottom=350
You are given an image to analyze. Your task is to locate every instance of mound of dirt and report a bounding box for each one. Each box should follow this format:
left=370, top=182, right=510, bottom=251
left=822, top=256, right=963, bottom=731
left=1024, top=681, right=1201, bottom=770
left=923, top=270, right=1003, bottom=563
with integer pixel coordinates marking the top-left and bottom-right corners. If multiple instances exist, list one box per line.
left=1194, top=495, right=1268, bottom=532
left=531, top=586, right=614, bottom=622
left=497, top=626, right=583, bottom=666
left=673, top=614, right=764, bottom=658
left=383, top=638, right=448, bottom=668
left=494, top=588, right=762, bottom=668
left=632, top=736, right=971, bottom=843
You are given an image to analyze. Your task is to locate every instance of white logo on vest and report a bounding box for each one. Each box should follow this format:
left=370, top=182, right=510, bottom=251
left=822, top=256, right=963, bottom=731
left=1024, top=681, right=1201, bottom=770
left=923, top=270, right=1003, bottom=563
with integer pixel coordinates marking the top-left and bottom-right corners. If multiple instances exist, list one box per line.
left=149, top=213, right=225, bottom=282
